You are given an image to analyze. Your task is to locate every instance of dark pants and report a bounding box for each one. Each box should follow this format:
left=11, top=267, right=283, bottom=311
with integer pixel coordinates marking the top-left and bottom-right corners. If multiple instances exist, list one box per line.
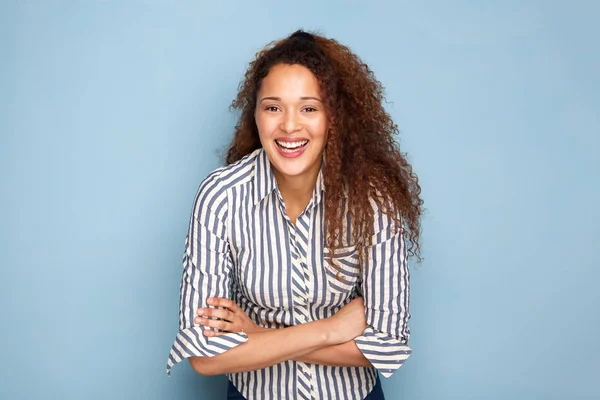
left=227, top=374, right=385, bottom=399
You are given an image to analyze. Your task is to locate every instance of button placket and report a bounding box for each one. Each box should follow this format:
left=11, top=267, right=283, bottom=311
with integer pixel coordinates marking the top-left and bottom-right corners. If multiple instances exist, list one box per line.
left=290, top=212, right=314, bottom=399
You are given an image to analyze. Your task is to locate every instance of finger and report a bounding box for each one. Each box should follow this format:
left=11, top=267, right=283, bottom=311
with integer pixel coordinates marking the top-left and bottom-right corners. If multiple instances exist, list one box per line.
left=207, top=297, right=240, bottom=311
left=197, top=307, right=235, bottom=321
left=196, top=317, right=232, bottom=331
left=194, top=316, right=223, bottom=328
left=203, top=329, right=231, bottom=337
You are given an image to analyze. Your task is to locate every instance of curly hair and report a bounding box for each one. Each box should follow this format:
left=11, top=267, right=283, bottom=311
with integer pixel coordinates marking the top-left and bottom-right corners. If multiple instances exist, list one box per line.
left=226, top=30, right=423, bottom=264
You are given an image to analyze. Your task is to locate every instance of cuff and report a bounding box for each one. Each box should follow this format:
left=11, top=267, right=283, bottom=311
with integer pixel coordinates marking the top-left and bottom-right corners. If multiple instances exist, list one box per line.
left=354, top=327, right=412, bottom=378
left=166, top=326, right=248, bottom=376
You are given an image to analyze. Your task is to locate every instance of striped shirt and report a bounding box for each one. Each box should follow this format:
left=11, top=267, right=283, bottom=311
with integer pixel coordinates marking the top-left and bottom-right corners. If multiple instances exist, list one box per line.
left=167, top=148, right=411, bottom=400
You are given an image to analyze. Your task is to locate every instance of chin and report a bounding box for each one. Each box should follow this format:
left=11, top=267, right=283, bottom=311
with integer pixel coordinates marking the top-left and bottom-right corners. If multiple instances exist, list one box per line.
left=272, top=161, right=311, bottom=177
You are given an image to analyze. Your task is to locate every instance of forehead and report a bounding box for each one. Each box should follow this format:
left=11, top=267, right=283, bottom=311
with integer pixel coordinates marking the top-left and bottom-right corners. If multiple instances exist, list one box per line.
left=259, top=64, right=321, bottom=95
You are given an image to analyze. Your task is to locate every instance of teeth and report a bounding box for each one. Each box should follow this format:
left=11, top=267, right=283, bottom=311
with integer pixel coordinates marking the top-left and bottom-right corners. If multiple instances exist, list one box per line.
left=275, top=140, right=308, bottom=149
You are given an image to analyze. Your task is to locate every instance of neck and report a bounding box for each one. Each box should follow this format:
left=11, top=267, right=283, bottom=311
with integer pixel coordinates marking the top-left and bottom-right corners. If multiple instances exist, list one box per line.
left=272, top=158, right=321, bottom=216
left=273, top=168, right=319, bottom=201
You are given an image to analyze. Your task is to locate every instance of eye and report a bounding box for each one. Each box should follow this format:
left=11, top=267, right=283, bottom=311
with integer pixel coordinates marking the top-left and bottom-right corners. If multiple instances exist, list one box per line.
left=265, top=105, right=280, bottom=112
left=303, top=106, right=317, bottom=113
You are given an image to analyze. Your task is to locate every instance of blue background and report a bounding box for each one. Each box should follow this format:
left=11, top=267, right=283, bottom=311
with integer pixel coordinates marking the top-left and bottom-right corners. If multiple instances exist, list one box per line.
left=1, top=1, right=599, bottom=399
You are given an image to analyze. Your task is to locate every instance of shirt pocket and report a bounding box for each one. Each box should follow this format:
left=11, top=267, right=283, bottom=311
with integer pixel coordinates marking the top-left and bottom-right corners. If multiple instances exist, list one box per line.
left=322, top=245, right=361, bottom=294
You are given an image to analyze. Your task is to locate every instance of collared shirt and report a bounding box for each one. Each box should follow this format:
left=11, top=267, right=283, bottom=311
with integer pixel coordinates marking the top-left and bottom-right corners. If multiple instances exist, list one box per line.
left=167, top=148, right=411, bottom=400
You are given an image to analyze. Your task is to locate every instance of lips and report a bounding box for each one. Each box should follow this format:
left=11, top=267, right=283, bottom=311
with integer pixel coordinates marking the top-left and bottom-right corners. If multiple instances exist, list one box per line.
left=274, top=139, right=309, bottom=152
left=273, top=138, right=309, bottom=159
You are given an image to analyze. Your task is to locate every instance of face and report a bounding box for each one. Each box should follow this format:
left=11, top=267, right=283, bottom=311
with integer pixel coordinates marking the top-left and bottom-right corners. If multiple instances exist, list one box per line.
left=255, top=63, right=329, bottom=184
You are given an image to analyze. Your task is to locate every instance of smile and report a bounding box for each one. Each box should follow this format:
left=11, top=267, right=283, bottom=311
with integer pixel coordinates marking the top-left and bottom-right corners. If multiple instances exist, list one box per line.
left=274, top=139, right=309, bottom=152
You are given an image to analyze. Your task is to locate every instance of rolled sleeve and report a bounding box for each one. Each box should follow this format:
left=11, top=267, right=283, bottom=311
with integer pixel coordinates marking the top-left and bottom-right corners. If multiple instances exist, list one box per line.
left=166, top=179, right=247, bottom=376
left=167, top=327, right=248, bottom=376
left=354, top=212, right=411, bottom=378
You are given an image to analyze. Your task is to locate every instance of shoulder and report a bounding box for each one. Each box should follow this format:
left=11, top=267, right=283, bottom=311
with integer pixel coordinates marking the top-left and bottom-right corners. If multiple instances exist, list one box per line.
left=192, top=150, right=261, bottom=216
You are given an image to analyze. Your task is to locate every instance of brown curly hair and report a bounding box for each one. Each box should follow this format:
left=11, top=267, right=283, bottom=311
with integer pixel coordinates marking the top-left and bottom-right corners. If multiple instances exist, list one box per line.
left=226, top=30, right=423, bottom=263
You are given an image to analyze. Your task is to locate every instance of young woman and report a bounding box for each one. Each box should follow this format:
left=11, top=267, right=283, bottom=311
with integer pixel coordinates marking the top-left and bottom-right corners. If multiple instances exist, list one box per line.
left=167, top=30, right=423, bottom=400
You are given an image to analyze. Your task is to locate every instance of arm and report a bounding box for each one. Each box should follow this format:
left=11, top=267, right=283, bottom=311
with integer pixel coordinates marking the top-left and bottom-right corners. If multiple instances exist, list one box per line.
left=190, top=318, right=333, bottom=375
left=294, top=340, right=372, bottom=367
left=353, top=213, right=412, bottom=378
left=166, top=176, right=249, bottom=376
left=195, top=297, right=369, bottom=373
left=198, top=310, right=372, bottom=368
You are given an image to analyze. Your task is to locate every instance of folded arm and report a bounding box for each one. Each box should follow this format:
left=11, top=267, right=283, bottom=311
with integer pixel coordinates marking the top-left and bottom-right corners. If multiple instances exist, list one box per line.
left=193, top=297, right=369, bottom=374
left=189, top=233, right=411, bottom=374
left=190, top=318, right=341, bottom=375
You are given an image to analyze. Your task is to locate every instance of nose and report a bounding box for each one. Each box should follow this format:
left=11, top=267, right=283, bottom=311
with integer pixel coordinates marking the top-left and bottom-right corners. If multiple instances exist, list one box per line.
left=280, top=110, right=301, bottom=134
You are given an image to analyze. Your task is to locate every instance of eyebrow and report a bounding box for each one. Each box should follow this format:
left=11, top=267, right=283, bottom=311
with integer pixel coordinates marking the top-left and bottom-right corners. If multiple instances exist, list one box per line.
left=259, top=96, right=323, bottom=103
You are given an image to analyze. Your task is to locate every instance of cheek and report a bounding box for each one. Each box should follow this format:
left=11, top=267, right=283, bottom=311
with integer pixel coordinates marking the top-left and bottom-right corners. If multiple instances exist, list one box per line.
left=254, top=116, right=267, bottom=140
left=255, top=114, right=277, bottom=137
left=312, top=120, right=328, bottom=141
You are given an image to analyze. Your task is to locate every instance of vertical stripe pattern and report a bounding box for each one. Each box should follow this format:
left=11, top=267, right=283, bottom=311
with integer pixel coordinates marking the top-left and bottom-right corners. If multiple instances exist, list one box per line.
left=167, top=149, right=411, bottom=399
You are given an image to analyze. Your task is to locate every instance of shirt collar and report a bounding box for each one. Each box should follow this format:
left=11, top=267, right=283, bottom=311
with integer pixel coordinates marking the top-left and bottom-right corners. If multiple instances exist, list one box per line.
left=253, top=148, right=325, bottom=207
left=253, top=148, right=277, bottom=204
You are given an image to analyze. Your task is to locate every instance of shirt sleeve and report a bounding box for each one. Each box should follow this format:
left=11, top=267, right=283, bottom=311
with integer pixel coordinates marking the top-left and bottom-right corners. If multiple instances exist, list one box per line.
left=353, top=209, right=411, bottom=378
left=166, top=178, right=248, bottom=376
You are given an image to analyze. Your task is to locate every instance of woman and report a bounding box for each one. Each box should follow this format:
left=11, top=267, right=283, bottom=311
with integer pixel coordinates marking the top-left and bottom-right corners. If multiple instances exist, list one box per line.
left=167, top=30, right=423, bottom=400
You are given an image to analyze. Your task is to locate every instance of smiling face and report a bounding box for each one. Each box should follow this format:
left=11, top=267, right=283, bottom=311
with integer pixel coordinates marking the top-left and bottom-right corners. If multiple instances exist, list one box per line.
left=255, top=63, right=329, bottom=186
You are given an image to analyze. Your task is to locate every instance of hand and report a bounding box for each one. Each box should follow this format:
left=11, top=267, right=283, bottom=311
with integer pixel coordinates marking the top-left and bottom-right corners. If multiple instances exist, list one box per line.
left=194, top=297, right=266, bottom=337
left=325, top=297, right=367, bottom=344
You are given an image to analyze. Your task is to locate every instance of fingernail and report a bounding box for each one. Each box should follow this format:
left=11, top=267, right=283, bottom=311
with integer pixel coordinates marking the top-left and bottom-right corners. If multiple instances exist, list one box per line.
left=206, top=298, right=214, bottom=305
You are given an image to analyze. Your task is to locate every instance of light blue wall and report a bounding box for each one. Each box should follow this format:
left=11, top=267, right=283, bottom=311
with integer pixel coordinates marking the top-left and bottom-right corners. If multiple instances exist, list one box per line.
left=1, top=1, right=598, bottom=399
